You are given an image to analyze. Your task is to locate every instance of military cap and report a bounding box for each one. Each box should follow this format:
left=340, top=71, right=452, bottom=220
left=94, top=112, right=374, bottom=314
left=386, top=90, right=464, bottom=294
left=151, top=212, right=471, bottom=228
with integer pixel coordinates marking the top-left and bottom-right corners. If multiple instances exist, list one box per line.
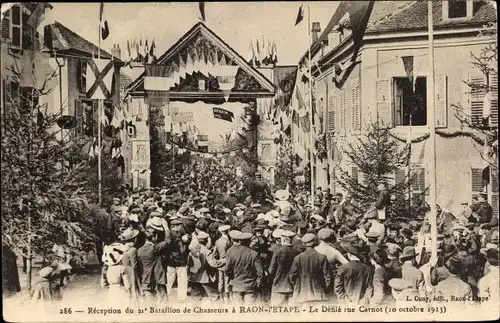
left=218, top=224, right=231, bottom=232
left=365, top=231, right=381, bottom=239
left=149, top=211, right=162, bottom=218
left=229, top=230, right=242, bottom=240
left=197, top=231, right=209, bottom=240
left=281, top=230, right=296, bottom=238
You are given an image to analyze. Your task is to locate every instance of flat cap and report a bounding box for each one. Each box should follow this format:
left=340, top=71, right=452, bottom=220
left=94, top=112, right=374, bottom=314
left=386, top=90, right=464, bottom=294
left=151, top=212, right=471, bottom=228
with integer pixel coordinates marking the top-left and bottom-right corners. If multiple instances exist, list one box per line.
left=281, top=230, right=296, bottom=238
left=301, top=233, right=316, bottom=244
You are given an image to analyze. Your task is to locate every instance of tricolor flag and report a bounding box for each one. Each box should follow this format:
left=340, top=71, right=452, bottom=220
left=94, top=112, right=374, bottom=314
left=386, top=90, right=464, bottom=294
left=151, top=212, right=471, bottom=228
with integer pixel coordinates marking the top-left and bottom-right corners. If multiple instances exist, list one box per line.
left=144, top=64, right=172, bottom=106
left=255, top=38, right=261, bottom=66
left=99, top=3, right=110, bottom=40
left=295, top=3, right=304, bottom=26
left=331, top=1, right=375, bottom=89
left=401, top=56, right=415, bottom=92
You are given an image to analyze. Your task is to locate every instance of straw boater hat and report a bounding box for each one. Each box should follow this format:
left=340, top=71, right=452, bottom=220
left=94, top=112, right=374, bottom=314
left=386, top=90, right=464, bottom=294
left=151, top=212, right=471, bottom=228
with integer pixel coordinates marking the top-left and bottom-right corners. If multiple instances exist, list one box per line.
left=148, top=217, right=165, bottom=231
left=120, top=228, right=140, bottom=242
left=102, top=243, right=126, bottom=266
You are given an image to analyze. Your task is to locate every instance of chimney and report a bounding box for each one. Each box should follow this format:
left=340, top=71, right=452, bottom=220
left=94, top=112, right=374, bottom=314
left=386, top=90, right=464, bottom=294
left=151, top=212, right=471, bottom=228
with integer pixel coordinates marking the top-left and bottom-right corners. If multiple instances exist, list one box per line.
left=111, top=44, right=121, bottom=60
left=312, top=22, right=321, bottom=43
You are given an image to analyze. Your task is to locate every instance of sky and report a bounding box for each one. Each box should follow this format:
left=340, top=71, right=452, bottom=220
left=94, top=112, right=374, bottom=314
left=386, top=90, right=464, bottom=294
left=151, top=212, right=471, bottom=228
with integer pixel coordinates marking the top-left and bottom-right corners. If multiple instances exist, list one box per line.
left=49, top=2, right=339, bottom=141
left=51, top=2, right=339, bottom=68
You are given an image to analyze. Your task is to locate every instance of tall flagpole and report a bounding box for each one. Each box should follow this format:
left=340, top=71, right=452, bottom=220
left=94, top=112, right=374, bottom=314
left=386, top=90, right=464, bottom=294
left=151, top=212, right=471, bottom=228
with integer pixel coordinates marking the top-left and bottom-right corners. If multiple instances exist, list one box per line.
left=97, top=4, right=102, bottom=207
left=307, top=2, right=315, bottom=204
left=427, top=0, right=438, bottom=263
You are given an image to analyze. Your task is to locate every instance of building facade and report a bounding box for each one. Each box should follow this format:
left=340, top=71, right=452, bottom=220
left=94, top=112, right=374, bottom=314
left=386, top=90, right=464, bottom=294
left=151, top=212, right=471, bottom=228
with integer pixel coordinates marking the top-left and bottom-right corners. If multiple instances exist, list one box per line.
left=293, top=0, right=497, bottom=215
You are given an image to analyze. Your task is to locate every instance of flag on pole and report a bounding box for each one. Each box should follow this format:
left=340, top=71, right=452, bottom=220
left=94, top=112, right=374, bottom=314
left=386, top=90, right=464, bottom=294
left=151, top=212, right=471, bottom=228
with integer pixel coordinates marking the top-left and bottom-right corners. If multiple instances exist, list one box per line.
left=144, top=38, right=149, bottom=62
left=331, top=1, right=375, bottom=88
left=199, top=2, right=206, bottom=21
left=255, top=38, right=261, bottom=65
left=99, top=3, right=110, bottom=40
left=401, top=56, right=415, bottom=93
left=295, top=3, right=304, bottom=25
left=149, top=39, right=156, bottom=57
left=126, top=40, right=131, bottom=62
left=248, top=39, right=255, bottom=64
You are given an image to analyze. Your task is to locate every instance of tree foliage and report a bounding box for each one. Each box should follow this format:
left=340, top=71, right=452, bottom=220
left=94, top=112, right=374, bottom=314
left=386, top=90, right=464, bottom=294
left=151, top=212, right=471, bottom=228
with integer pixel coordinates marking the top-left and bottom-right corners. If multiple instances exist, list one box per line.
left=0, top=62, right=106, bottom=266
left=452, top=22, right=498, bottom=168
left=333, top=121, right=427, bottom=218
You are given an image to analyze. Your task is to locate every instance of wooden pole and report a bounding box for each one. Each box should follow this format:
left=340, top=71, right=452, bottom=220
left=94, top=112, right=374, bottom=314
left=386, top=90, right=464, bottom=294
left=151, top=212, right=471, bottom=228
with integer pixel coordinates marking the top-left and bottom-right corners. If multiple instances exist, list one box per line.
left=307, top=2, right=315, bottom=204
left=98, top=6, right=102, bottom=207
left=427, top=0, right=438, bottom=263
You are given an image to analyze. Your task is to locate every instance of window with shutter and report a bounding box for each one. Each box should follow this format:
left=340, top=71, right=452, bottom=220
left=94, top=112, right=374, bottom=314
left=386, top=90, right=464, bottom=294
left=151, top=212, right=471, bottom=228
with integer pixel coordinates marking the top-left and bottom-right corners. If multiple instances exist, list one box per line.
left=435, top=75, right=447, bottom=128
left=340, top=87, right=347, bottom=133
left=410, top=164, right=426, bottom=194
left=2, top=9, right=10, bottom=39
left=395, top=168, right=406, bottom=185
left=10, top=5, right=22, bottom=49
left=469, top=72, right=486, bottom=127
left=489, top=72, right=498, bottom=127
left=491, top=167, right=499, bottom=217
left=376, top=79, right=392, bottom=127
left=351, top=166, right=359, bottom=184
left=78, top=60, right=87, bottom=93
left=75, top=99, right=83, bottom=136
left=470, top=166, right=484, bottom=202
left=351, top=81, right=360, bottom=130
left=327, top=93, right=335, bottom=133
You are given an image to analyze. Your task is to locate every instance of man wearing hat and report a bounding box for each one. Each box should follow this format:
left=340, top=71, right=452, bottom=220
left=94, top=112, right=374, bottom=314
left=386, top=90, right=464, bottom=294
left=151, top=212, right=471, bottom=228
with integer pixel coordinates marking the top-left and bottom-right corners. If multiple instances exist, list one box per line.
left=137, top=219, right=170, bottom=306
left=470, top=192, right=493, bottom=224
left=434, top=257, right=475, bottom=305
left=268, top=230, right=300, bottom=305
left=400, top=228, right=416, bottom=248
left=365, top=231, right=382, bottom=253
left=400, top=246, right=426, bottom=297
left=215, top=224, right=232, bottom=303
left=120, top=228, right=142, bottom=307
left=225, top=231, right=264, bottom=305
left=334, top=243, right=373, bottom=304
left=165, top=219, right=192, bottom=303
left=429, top=244, right=457, bottom=286
left=289, top=233, right=332, bottom=304
left=187, top=231, right=220, bottom=304
left=478, top=248, right=499, bottom=311
left=369, top=248, right=392, bottom=306
left=315, top=228, right=348, bottom=278
left=364, top=208, right=385, bottom=244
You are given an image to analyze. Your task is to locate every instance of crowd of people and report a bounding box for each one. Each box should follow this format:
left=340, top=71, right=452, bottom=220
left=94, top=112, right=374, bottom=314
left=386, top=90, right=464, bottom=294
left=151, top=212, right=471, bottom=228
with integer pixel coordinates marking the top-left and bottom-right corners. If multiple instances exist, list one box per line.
left=29, top=160, right=499, bottom=311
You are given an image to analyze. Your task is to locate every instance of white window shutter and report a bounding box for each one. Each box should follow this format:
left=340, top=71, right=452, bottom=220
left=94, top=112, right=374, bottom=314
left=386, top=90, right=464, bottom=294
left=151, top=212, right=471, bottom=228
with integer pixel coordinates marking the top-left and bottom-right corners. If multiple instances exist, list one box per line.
left=489, top=72, right=498, bottom=127
left=468, top=72, right=486, bottom=127
left=376, top=79, right=392, bottom=128
left=351, top=80, right=361, bottom=130
left=327, top=93, right=335, bottom=133
left=340, top=87, right=347, bottom=133
left=351, top=166, right=359, bottom=184
left=435, top=74, right=447, bottom=128
left=491, top=168, right=499, bottom=217
left=1, top=9, right=10, bottom=40
left=470, top=166, right=483, bottom=203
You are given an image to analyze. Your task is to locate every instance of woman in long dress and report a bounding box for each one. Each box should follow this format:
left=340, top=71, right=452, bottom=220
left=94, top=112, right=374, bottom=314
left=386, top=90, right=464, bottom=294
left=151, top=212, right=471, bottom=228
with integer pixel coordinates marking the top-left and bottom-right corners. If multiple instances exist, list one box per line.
left=103, top=241, right=128, bottom=307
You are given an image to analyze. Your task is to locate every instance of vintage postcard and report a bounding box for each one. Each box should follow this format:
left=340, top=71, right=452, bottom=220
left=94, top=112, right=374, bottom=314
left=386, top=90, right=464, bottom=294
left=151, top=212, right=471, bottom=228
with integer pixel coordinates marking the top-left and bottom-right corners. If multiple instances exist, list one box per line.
left=1, top=1, right=498, bottom=322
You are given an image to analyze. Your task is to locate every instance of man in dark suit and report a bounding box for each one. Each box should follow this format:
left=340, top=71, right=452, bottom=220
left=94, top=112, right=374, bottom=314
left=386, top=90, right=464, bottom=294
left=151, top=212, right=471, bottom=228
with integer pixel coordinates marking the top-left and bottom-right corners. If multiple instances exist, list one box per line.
left=334, top=243, right=373, bottom=305
left=225, top=231, right=264, bottom=305
left=137, top=220, right=170, bottom=306
left=289, top=233, right=332, bottom=304
left=268, top=230, right=300, bottom=305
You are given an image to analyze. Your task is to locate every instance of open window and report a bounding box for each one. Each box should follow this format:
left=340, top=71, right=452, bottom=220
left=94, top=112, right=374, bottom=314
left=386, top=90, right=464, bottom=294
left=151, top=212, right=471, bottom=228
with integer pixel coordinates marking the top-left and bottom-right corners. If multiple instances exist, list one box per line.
left=393, top=77, right=427, bottom=126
